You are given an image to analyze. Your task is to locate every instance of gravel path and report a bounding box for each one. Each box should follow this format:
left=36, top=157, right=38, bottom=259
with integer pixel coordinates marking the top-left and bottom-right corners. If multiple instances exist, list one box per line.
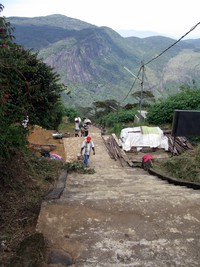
left=37, top=126, right=200, bottom=267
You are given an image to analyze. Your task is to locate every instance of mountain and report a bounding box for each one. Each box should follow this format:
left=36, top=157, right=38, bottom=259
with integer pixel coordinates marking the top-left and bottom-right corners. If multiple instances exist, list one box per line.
left=117, top=29, right=163, bottom=38
left=9, top=14, right=97, bottom=50
left=8, top=14, right=200, bottom=108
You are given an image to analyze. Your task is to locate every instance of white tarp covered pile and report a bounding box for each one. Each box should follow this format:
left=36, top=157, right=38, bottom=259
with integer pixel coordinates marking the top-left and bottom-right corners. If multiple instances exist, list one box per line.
left=120, top=126, right=169, bottom=152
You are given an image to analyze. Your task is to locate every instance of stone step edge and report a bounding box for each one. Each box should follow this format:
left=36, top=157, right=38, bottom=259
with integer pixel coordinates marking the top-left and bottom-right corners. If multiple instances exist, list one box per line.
left=148, top=168, right=200, bottom=190
left=44, top=170, right=67, bottom=200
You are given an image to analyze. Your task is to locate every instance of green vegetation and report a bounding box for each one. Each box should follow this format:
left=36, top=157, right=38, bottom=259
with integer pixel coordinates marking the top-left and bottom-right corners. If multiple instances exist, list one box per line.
left=65, top=161, right=95, bottom=174
left=144, top=85, right=200, bottom=183
left=9, top=14, right=200, bottom=108
left=0, top=9, right=65, bottom=159
left=0, top=8, right=68, bottom=263
left=146, top=85, right=200, bottom=125
left=154, top=145, right=200, bottom=183
left=1, top=5, right=200, bottom=264
left=64, top=107, right=82, bottom=123
left=91, top=100, right=136, bottom=135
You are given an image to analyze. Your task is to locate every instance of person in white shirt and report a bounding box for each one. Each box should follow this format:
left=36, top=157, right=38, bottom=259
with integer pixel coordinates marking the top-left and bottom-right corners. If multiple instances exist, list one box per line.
left=74, top=117, right=81, bottom=137
left=80, top=136, right=95, bottom=168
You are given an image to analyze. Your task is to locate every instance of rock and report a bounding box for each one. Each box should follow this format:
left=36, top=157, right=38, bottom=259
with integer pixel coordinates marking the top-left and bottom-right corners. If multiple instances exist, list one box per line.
left=9, top=233, right=45, bottom=267
left=48, top=249, right=73, bottom=266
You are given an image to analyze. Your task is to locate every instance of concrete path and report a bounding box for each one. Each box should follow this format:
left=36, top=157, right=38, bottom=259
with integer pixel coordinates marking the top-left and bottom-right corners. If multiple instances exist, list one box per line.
left=37, top=126, right=200, bottom=266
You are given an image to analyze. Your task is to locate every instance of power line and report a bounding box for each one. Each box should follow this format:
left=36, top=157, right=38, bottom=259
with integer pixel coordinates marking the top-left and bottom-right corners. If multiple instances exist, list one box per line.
left=120, top=21, right=200, bottom=104
left=120, top=65, right=143, bottom=104
left=144, top=22, right=200, bottom=66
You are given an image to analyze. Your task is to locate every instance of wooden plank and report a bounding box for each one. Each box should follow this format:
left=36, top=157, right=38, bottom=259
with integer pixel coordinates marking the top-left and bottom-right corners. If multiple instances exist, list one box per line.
left=111, top=133, right=122, bottom=147
left=111, top=134, right=133, bottom=167
left=102, top=136, right=115, bottom=159
left=119, top=148, right=133, bottom=167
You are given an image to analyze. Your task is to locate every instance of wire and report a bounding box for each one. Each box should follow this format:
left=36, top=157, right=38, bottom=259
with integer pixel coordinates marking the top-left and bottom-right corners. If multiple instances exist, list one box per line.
left=120, top=65, right=143, bottom=104
left=144, top=22, right=200, bottom=66
left=120, top=21, right=200, bottom=104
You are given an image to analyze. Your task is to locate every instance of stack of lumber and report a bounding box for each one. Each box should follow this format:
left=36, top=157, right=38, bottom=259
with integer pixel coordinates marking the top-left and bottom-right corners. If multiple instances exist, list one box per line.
left=102, top=134, right=133, bottom=167
left=164, top=131, right=193, bottom=155
left=103, top=131, right=193, bottom=166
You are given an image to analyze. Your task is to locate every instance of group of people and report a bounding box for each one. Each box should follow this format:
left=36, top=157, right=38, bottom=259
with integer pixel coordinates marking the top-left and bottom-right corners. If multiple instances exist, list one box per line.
left=74, top=117, right=95, bottom=168
left=74, top=117, right=90, bottom=137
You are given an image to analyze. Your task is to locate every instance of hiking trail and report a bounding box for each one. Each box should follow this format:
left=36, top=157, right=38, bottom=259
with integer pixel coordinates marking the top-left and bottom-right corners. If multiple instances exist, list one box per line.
left=37, top=126, right=200, bottom=267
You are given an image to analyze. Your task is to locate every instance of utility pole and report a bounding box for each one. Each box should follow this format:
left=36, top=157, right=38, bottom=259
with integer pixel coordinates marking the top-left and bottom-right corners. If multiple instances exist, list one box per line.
left=123, top=65, right=145, bottom=123
left=139, top=62, right=145, bottom=122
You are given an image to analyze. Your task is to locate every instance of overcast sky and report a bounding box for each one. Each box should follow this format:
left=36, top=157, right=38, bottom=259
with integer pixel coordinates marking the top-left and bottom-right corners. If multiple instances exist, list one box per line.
left=2, top=0, right=200, bottom=39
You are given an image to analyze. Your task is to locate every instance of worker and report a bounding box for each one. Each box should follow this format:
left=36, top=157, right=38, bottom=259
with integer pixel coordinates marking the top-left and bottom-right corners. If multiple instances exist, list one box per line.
left=80, top=136, right=95, bottom=168
left=74, top=117, right=81, bottom=137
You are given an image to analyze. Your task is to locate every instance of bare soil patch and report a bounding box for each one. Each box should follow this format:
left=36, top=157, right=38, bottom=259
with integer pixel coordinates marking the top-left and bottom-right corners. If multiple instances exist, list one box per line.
left=28, top=126, right=67, bottom=161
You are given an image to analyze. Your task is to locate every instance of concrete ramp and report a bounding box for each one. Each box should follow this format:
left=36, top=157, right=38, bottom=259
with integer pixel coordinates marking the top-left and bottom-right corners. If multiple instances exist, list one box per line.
left=37, top=126, right=200, bottom=266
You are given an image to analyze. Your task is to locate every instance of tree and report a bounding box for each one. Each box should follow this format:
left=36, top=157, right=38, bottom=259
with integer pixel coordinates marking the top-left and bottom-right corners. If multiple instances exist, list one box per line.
left=0, top=9, right=65, bottom=125
left=131, top=90, right=155, bottom=108
left=93, top=99, right=119, bottom=119
left=0, top=7, right=65, bottom=156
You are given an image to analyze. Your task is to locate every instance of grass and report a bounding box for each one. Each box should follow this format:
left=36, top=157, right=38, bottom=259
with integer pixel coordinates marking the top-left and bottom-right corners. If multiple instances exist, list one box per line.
left=65, top=161, right=95, bottom=174
left=0, top=149, right=66, bottom=264
left=58, top=116, right=75, bottom=134
left=153, top=145, right=200, bottom=183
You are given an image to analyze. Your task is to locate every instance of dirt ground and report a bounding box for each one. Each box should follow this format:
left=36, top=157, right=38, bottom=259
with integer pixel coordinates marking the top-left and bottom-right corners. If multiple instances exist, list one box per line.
left=36, top=126, right=200, bottom=267
left=28, top=126, right=67, bottom=161
left=27, top=125, right=169, bottom=165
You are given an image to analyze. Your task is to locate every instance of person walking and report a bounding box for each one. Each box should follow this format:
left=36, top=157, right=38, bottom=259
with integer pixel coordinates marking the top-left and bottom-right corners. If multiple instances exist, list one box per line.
left=80, top=136, right=95, bottom=168
left=82, top=118, right=91, bottom=137
left=74, top=117, right=81, bottom=137
left=82, top=122, right=89, bottom=137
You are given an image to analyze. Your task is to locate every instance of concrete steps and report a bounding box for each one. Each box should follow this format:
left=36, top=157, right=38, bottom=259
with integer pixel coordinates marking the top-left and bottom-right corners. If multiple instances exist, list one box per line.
left=37, top=127, right=200, bottom=266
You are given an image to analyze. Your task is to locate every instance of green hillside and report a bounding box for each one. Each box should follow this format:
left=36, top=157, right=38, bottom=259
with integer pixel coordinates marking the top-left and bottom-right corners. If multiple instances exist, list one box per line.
left=9, top=14, right=95, bottom=29
left=8, top=14, right=200, bottom=108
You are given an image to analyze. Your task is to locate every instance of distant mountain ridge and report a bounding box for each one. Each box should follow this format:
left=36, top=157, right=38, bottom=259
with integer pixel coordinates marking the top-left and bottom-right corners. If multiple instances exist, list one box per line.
left=8, top=14, right=200, bottom=107
left=117, top=29, right=164, bottom=38
left=8, top=14, right=96, bottom=30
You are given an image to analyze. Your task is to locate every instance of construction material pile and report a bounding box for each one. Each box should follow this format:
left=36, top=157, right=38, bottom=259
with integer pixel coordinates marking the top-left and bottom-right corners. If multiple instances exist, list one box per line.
left=103, top=132, right=194, bottom=165
left=120, top=126, right=169, bottom=152
left=164, top=132, right=193, bottom=155
left=102, top=134, right=133, bottom=167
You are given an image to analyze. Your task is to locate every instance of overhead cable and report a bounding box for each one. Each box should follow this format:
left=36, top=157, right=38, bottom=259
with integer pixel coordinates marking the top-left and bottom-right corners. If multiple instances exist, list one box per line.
left=121, top=21, right=200, bottom=104
left=120, top=65, right=143, bottom=104
left=144, top=22, right=200, bottom=66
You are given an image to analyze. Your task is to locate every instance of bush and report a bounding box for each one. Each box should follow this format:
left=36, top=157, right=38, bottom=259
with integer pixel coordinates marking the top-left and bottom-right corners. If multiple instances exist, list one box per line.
left=64, top=108, right=82, bottom=123
left=147, top=88, right=200, bottom=125
left=0, top=121, right=27, bottom=158
left=96, top=108, right=136, bottom=128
